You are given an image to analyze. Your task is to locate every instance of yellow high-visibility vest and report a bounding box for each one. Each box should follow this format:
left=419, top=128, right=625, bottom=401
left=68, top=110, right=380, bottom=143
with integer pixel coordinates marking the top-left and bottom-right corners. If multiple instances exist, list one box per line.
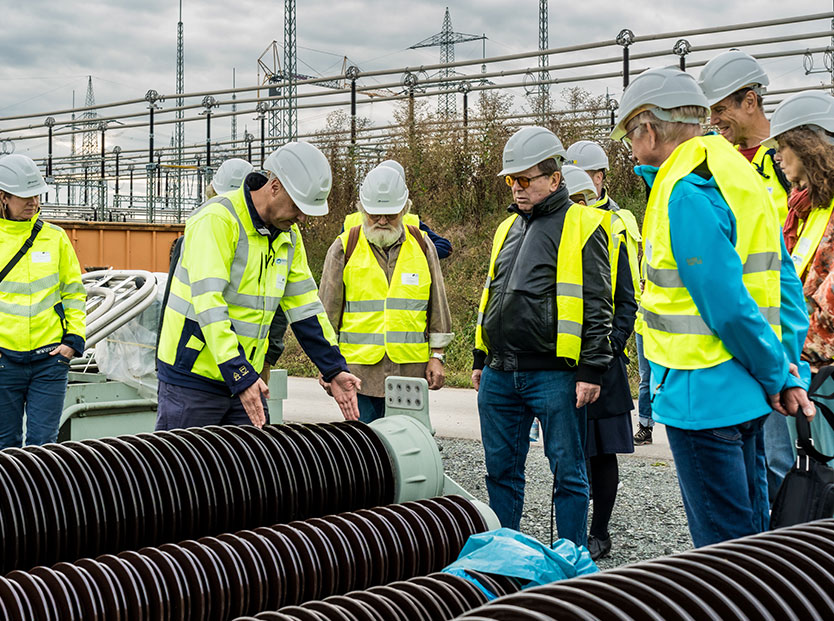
left=588, top=197, right=642, bottom=306
left=642, top=135, right=782, bottom=369
left=158, top=188, right=335, bottom=387
left=0, top=216, right=86, bottom=353
left=475, top=205, right=605, bottom=362
left=745, top=144, right=789, bottom=225
left=338, top=225, right=431, bottom=364
left=344, top=211, right=419, bottom=230
left=790, top=199, right=834, bottom=280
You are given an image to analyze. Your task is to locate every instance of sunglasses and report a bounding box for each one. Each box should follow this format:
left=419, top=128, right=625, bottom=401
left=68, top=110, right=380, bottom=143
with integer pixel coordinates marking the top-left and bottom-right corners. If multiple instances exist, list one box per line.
left=504, top=172, right=550, bottom=188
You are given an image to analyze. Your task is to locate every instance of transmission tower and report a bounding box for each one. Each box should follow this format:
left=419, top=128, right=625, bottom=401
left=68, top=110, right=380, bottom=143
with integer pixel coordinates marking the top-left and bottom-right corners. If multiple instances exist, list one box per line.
left=537, top=0, right=550, bottom=121
left=80, top=77, right=100, bottom=210
left=174, top=0, right=185, bottom=214
left=81, top=77, right=98, bottom=158
left=231, top=68, right=238, bottom=154
left=409, top=7, right=485, bottom=117
left=283, top=0, right=297, bottom=141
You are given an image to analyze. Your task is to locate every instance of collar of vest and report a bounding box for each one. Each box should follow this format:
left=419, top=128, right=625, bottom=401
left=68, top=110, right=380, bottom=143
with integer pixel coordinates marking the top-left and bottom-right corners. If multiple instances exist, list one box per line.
left=243, top=172, right=280, bottom=238
left=636, top=160, right=718, bottom=190
left=0, top=212, right=40, bottom=234
left=508, top=184, right=570, bottom=220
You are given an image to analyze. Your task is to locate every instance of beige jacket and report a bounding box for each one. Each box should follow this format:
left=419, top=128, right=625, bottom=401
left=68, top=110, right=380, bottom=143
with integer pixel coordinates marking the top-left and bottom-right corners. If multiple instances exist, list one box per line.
left=318, top=228, right=454, bottom=397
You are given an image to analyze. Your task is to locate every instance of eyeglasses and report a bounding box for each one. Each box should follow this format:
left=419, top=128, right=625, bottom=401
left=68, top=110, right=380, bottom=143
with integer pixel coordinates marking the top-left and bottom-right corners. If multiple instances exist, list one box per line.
left=621, top=122, right=650, bottom=149
left=504, top=172, right=549, bottom=188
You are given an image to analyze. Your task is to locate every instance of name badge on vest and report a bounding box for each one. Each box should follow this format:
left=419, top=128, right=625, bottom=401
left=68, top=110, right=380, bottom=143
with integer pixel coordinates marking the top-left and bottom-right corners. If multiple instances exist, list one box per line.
left=792, top=237, right=812, bottom=265
left=401, top=273, right=420, bottom=286
left=31, top=251, right=51, bottom=263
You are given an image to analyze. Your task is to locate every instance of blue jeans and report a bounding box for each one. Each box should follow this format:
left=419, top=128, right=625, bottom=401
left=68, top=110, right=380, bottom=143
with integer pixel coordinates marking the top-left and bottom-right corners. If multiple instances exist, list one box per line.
left=763, top=410, right=793, bottom=504
left=635, top=333, right=653, bottom=428
left=155, top=380, right=269, bottom=430
left=478, top=367, right=588, bottom=547
left=666, top=415, right=769, bottom=548
left=0, top=353, right=71, bottom=448
left=357, top=394, right=386, bottom=424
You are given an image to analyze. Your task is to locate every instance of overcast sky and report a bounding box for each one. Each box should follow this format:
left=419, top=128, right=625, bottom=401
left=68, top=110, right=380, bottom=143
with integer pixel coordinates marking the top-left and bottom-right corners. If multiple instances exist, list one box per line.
left=1, top=0, right=831, bottom=162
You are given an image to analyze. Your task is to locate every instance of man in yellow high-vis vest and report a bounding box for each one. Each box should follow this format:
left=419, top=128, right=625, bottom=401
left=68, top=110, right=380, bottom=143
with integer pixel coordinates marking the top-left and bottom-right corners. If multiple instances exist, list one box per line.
left=318, top=165, right=453, bottom=423
left=699, top=50, right=803, bottom=504
left=472, top=126, right=613, bottom=547
left=612, top=66, right=814, bottom=547
left=699, top=50, right=791, bottom=223
left=156, top=142, right=361, bottom=428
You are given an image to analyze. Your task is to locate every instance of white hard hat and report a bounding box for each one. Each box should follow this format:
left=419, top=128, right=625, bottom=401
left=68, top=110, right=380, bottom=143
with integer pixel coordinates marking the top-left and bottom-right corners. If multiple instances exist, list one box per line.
left=0, top=154, right=51, bottom=198
left=263, top=141, right=332, bottom=216
left=611, top=67, right=709, bottom=141
left=762, top=90, right=834, bottom=149
left=360, top=165, right=409, bottom=215
left=378, top=159, right=406, bottom=180
left=498, top=126, right=567, bottom=176
left=566, top=140, right=609, bottom=171
left=562, top=165, right=598, bottom=203
left=211, top=158, right=254, bottom=194
left=698, top=50, right=769, bottom=107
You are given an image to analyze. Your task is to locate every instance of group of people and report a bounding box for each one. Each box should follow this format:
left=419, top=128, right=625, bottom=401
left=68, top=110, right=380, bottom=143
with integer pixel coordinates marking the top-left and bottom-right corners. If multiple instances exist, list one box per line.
left=474, top=48, right=831, bottom=561
left=2, top=47, right=833, bottom=559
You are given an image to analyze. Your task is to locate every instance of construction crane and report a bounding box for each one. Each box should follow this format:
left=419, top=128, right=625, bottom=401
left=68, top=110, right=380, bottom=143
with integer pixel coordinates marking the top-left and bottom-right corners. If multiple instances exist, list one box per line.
left=257, top=42, right=394, bottom=141
left=409, top=7, right=486, bottom=117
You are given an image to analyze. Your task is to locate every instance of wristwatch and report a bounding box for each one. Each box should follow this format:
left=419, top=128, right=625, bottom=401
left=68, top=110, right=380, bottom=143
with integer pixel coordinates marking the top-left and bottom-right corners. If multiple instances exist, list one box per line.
left=431, top=352, right=446, bottom=364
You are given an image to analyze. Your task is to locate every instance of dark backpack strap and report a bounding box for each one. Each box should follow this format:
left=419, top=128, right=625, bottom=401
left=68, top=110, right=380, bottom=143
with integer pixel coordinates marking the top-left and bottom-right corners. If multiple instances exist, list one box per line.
left=795, top=404, right=834, bottom=463
left=767, top=149, right=793, bottom=194
left=406, top=224, right=428, bottom=257
left=345, top=225, right=361, bottom=263
left=0, top=219, right=43, bottom=283
left=809, top=365, right=834, bottom=397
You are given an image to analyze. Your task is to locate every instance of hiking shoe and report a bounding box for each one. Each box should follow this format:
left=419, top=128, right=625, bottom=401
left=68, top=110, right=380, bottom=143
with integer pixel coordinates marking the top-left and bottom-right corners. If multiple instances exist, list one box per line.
left=588, top=534, right=612, bottom=561
left=633, top=424, right=653, bottom=446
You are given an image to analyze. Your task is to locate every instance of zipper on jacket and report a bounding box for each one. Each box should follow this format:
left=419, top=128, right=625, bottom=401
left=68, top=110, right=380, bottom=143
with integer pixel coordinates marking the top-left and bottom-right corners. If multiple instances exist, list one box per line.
left=496, top=217, right=529, bottom=359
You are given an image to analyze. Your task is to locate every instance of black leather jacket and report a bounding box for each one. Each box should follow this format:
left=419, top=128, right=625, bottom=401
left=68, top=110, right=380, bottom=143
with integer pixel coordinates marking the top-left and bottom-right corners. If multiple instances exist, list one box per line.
left=473, top=185, right=613, bottom=384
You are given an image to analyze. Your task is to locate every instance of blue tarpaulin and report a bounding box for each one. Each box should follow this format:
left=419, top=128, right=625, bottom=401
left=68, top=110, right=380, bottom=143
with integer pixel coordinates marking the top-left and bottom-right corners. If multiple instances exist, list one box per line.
left=442, top=528, right=599, bottom=600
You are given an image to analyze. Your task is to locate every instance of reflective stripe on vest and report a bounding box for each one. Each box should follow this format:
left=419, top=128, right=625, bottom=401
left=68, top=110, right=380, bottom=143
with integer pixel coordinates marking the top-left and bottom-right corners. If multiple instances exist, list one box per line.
left=791, top=200, right=834, bottom=279
left=641, top=135, right=782, bottom=370
left=338, top=226, right=431, bottom=364
left=474, top=205, right=605, bottom=362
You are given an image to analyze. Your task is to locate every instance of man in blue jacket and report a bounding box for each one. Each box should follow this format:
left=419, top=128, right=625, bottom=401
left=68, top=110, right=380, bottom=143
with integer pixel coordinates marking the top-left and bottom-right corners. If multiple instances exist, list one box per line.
left=611, top=67, right=815, bottom=547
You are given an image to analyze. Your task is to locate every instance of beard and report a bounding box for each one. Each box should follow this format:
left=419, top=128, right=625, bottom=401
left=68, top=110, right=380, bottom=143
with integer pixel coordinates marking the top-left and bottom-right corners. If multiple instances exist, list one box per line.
left=363, top=222, right=403, bottom=248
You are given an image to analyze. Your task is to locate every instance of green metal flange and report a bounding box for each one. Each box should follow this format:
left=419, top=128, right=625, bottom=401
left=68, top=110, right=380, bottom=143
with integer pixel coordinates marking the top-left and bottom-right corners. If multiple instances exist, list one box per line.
left=369, top=414, right=444, bottom=503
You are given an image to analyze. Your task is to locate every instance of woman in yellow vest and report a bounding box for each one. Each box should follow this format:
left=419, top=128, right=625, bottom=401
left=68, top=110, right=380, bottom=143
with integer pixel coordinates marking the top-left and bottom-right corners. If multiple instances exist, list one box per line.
left=612, top=67, right=814, bottom=548
left=764, top=90, right=834, bottom=460
left=318, top=165, right=453, bottom=423
left=0, top=155, right=86, bottom=449
left=564, top=164, right=639, bottom=560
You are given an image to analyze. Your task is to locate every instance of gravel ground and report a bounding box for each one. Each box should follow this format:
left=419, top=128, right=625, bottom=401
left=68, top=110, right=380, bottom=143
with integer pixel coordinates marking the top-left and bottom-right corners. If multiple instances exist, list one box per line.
left=437, top=437, right=693, bottom=570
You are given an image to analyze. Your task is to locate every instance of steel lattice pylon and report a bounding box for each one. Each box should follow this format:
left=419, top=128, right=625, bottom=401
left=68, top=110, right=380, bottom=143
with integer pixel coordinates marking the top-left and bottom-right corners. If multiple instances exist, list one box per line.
left=409, top=7, right=485, bottom=117
left=537, top=0, right=550, bottom=121
left=174, top=0, right=185, bottom=218
left=283, top=0, right=297, bottom=141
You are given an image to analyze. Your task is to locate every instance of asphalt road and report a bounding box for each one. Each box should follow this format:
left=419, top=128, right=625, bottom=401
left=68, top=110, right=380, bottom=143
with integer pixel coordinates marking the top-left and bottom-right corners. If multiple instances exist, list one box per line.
left=281, top=376, right=672, bottom=460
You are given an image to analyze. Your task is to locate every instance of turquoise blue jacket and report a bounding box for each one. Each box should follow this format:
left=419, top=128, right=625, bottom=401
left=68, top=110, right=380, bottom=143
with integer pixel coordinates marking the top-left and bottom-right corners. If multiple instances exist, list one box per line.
left=636, top=165, right=810, bottom=430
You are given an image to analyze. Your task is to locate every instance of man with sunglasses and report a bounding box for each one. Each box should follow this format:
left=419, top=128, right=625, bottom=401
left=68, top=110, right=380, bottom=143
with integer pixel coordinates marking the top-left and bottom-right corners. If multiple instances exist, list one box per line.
left=613, top=66, right=813, bottom=547
left=472, top=126, right=613, bottom=546
left=699, top=50, right=797, bottom=504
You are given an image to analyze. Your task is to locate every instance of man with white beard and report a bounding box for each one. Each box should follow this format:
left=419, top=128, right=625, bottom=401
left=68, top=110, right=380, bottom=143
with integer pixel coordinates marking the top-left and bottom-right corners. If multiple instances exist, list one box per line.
left=318, top=165, right=454, bottom=423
